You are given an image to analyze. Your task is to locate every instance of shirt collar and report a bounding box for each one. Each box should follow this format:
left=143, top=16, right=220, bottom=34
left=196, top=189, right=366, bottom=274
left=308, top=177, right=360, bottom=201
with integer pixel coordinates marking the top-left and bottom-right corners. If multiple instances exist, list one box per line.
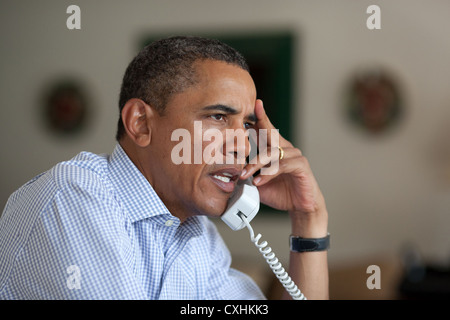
left=108, top=144, right=207, bottom=238
left=108, top=143, right=172, bottom=223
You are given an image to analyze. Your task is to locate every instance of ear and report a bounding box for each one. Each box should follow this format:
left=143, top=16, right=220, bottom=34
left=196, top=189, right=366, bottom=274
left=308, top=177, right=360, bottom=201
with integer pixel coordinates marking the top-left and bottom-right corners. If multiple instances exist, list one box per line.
left=121, top=98, right=155, bottom=147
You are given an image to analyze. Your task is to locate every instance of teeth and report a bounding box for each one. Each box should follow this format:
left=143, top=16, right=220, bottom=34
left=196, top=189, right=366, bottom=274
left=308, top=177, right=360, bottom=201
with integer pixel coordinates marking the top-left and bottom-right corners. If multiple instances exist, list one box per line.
left=213, top=175, right=231, bottom=183
left=222, top=172, right=233, bottom=177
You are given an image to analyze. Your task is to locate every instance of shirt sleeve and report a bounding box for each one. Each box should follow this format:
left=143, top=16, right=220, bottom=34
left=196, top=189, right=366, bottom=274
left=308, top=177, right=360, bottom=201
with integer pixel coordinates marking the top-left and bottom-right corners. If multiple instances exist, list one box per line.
left=4, top=172, right=147, bottom=299
left=203, top=218, right=266, bottom=300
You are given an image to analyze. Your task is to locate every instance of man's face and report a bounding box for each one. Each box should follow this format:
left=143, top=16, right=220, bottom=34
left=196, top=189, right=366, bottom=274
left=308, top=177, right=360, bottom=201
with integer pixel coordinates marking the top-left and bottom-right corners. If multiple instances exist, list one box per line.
left=147, top=60, right=257, bottom=221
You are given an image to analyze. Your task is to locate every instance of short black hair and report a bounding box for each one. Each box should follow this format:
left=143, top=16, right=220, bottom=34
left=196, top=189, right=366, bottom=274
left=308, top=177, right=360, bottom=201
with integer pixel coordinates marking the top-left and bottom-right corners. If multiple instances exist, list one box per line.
left=116, top=35, right=249, bottom=141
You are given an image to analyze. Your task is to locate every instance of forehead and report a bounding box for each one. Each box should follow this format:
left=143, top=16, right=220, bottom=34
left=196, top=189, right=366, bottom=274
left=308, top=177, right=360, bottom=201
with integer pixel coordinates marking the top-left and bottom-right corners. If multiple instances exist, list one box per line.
left=193, top=59, right=254, bottom=86
left=163, top=59, right=256, bottom=119
left=192, top=60, right=256, bottom=106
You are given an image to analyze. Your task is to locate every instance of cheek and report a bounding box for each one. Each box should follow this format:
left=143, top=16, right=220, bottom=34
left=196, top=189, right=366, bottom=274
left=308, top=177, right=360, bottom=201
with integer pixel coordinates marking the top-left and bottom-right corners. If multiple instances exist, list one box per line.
left=202, top=134, right=225, bottom=164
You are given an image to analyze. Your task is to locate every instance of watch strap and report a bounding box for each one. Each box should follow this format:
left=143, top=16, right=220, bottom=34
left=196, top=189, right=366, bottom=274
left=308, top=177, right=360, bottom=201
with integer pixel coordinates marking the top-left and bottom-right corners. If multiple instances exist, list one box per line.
left=289, top=233, right=330, bottom=252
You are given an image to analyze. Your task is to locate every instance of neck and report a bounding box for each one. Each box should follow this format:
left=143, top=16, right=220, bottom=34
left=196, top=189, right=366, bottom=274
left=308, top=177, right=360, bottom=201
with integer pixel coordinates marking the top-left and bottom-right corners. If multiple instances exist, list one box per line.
left=119, top=138, right=194, bottom=223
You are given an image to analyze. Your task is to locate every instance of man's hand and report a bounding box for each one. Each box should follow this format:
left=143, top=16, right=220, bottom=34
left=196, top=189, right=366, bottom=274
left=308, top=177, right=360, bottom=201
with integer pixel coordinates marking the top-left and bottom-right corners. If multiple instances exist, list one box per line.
left=240, top=99, right=329, bottom=300
left=240, top=99, right=328, bottom=237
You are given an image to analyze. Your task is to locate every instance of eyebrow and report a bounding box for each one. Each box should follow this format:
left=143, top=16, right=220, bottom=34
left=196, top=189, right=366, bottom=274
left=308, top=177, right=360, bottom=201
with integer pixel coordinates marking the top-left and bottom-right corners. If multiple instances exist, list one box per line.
left=202, top=104, right=257, bottom=123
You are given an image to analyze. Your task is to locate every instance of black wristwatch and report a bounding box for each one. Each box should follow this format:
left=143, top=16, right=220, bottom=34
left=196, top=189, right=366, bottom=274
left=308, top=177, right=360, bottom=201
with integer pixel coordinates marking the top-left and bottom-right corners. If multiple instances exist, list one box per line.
left=289, top=234, right=330, bottom=252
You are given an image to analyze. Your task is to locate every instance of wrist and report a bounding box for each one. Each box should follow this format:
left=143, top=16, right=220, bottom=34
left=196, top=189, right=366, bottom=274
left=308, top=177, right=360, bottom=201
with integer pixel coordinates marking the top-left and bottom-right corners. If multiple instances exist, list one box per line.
left=290, top=233, right=330, bottom=252
left=289, top=208, right=328, bottom=238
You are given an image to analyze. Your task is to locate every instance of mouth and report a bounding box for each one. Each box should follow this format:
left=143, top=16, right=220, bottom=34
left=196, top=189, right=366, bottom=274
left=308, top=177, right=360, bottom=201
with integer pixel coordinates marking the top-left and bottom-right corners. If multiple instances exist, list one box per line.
left=209, top=168, right=241, bottom=193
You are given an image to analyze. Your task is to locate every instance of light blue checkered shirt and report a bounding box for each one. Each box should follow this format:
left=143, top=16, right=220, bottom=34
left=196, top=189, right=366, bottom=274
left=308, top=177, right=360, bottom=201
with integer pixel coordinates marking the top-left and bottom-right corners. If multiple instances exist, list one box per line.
left=0, top=144, right=265, bottom=300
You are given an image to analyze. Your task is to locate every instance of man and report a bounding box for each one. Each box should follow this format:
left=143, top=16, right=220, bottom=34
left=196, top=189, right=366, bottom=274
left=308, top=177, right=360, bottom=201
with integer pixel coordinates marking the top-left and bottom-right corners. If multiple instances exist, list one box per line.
left=0, top=36, right=329, bottom=299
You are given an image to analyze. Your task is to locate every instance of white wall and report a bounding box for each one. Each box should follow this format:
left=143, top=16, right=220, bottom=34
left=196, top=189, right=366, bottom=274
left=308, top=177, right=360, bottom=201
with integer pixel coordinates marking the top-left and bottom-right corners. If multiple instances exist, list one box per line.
left=1, top=0, right=450, bottom=267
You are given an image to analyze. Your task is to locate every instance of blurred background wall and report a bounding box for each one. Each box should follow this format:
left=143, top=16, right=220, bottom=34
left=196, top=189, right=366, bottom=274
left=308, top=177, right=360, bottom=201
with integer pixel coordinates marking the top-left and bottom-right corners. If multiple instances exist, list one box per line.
left=1, top=0, right=450, bottom=299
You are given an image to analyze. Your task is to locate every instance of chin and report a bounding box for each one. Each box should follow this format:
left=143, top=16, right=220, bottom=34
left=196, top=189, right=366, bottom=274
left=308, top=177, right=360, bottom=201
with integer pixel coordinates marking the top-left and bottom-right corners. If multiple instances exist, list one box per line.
left=199, top=196, right=229, bottom=218
left=194, top=179, right=234, bottom=217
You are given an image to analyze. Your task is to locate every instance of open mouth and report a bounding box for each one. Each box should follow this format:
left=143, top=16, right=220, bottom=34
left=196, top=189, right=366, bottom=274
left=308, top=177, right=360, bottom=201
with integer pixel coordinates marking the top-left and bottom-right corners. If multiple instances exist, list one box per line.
left=212, top=172, right=234, bottom=183
left=210, top=168, right=241, bottom=193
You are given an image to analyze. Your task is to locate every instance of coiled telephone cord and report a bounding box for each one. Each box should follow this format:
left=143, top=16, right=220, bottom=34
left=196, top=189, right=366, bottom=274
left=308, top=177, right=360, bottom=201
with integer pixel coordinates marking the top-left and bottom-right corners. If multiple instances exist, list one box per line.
left=239, top=214, right=306, bottom=300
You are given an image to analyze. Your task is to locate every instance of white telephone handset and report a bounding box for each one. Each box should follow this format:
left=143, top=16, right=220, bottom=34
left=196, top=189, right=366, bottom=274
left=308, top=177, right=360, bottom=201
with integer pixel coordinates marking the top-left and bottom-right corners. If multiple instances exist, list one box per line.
left=221, top=178, right=260, bottom=231
left=221, top=178, right=307, bottom=300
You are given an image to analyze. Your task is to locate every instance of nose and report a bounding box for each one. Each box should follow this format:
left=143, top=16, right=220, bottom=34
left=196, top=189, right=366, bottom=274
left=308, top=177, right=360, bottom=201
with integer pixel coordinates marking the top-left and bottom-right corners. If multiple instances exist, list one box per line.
left=224, top=127, right=251, bottom=165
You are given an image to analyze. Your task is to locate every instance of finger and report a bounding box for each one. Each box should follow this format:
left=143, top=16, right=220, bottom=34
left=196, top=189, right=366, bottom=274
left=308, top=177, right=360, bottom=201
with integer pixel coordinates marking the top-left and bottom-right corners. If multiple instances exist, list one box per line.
left=241, top=146, right=302, bottom=179
left=253, top=155, right=309, bottom=186
left=254, top=99, right=291, bottom=148
left=242, top=147, right=279, bottom=179
left=254, top=99, right=276, bottom=131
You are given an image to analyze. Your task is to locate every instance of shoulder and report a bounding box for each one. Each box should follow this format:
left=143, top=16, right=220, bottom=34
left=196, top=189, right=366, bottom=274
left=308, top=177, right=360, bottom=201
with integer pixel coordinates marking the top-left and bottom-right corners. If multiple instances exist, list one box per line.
left=2, top=150, right=123, bottom=244
left=0, top=151, right=130, bottom=298
left=2, top=150, right=114, bottom=222
left=46, top=151, right=124, bottom=229
left=1, top=149, right=125, bottom=252
left=50, top=151, right=110, bottom=191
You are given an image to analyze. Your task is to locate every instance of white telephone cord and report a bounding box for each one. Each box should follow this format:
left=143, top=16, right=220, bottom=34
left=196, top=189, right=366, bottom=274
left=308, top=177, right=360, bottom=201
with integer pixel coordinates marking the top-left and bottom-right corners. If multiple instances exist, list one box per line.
left=239, top=214, right=307, bottom=300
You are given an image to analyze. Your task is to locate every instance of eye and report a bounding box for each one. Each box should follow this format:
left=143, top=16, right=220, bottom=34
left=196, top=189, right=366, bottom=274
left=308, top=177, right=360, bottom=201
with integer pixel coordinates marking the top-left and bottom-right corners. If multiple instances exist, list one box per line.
left=210, top=114, right=225, bottom=121
left=244, top=122, right=255, bottom=130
